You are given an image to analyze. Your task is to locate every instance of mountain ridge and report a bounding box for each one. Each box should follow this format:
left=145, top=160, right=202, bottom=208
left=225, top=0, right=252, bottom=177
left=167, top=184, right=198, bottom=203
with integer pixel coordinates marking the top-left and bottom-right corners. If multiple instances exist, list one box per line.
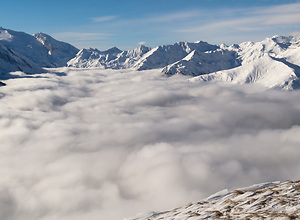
left=1, top=27, right=300, bottom=90
left=128, top=180, right=300, bottom=220
left=0, top=27, right=78, bottom=69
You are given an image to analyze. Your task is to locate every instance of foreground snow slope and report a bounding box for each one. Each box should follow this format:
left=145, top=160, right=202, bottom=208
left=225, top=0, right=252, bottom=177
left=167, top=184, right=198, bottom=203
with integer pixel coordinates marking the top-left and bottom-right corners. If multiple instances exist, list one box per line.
left=129, top=180, right=300, bottom=220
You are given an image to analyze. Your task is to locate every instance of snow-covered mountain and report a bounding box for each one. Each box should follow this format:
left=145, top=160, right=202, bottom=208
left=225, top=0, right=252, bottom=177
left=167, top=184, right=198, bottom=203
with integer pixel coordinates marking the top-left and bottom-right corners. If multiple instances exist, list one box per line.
left=67, top=45, right=151, bottom=69
left=68, top=35, right=300, bottom=90
left=162, top=49, right=240, bottom=76
left=0, top=43, right=43, bottom=75
left=133, top=41, right=219, bottom=70
left=189, top=35, right=300, bottom=90
left=34, top=32, right=79, bottom=67
left=1, top=27, right=300, bottom=90
left=67, top=47, right=122, bottom=68
left=0, top=27, right=78, bottom=68
left=129, top=180, right=300, bottom=220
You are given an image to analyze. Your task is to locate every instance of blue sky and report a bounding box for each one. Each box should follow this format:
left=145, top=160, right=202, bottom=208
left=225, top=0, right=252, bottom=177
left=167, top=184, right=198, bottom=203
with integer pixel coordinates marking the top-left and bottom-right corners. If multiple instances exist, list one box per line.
left=1, top=0, right=300, bottom=50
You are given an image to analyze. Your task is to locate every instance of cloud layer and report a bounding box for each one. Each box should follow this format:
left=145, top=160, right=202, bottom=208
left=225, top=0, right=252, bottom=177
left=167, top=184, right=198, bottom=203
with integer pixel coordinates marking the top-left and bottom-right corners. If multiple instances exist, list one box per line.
left=1, top=69, right=300, bottom=219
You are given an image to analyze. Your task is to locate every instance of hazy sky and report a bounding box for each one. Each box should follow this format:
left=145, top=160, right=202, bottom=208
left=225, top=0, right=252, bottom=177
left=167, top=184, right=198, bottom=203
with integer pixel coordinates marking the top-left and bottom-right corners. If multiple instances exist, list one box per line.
left=1, top=0, right=300, bottom=50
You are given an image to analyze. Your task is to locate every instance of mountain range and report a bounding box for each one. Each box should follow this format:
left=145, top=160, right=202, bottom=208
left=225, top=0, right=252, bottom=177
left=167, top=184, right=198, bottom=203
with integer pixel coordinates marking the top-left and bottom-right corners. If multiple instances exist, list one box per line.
left=1, top=27, right=300, bottom=90
left=128, top=180, right=300, bottom=220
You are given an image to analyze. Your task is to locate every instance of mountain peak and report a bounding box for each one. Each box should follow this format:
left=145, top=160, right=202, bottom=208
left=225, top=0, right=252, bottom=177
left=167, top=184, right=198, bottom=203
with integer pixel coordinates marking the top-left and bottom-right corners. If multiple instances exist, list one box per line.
left=0, top=27, right=13, bottom=42
left=0, top=28, right=79, bottom=67
left=104, top=46, right=122, bottom=54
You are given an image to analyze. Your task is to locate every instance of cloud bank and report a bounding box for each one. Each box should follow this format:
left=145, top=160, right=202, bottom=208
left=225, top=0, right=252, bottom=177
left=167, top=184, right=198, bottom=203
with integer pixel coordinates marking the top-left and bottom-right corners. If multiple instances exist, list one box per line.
left=0, top=69, right=300, bottom=220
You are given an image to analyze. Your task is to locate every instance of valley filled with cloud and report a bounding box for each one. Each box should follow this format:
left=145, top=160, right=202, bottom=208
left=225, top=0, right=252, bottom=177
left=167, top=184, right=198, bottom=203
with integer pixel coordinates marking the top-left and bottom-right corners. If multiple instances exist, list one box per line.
left=0, top=68, right=300, bottom=220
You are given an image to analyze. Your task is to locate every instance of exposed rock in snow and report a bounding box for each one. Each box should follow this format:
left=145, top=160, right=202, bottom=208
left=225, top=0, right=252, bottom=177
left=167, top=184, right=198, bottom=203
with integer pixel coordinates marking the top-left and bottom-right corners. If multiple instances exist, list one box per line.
left=129, top=180, right=300, bottom=220
left=133, top=41, right=219, bottom=70
left=67, top=47, right=122, bottom=68
left=162, top=49, right=240, bottom=76
left=189, top=35, right=300, bottom=90
left=114, top=45, right=151, bottom=68
left=66, top=35, right=300, bottom=90
left=67, top=45, right=151, bottom=69
left=1, top=26, right=300, bottom=90
left=34, top=32, right=79, bottom=67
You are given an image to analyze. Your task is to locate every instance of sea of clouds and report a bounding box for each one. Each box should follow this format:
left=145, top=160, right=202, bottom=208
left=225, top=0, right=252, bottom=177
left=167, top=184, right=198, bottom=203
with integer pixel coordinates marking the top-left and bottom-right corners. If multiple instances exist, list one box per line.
left=0, top=68, right=300, bottom=220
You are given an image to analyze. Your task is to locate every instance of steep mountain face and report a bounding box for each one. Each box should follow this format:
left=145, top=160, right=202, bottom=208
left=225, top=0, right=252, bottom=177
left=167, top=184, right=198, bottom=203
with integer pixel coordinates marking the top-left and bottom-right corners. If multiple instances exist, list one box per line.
left=34, top=32, right=79, bottom=67
left=67, top=45, right=151, bottom=69
left=0, top=27, right=78, bottom=68
left=129, top=180, right=300, bottom=220
left=133, top=41, right=219, bottom=70
left=189, top=35, right=300, bottom=90
left=114, top=45, right=151, bottom=68
left=0, top=43, right=43, bottom=75
left=162, top=49, right=240, bottom=76
left=67, top=47, right=122, bottom=68
left=1, top=27, right=300, bottom=90
left=65, top=34, right=300, bottom=90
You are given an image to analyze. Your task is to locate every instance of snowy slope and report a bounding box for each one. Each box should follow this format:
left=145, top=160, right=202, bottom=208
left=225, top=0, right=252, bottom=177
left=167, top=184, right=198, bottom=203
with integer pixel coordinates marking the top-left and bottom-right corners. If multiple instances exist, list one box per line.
left=113, top=45, right=151, bottom=68
left=0, top=43, right=43, bottom=75
left=67, top=47, right=122, bottom=68
left=1, top=27, right=300, bottom=90
left=189, top=35, right=300, bottom=90
left=66, top=35, right=300, bottom=90
left=0, top=27, right=78, bottom=67
left=133, top=41, right=218, bottom=70
left=34, top=32, right=79, bottom=67
left=67, top=45, right=151, bottom=69
left=68, top=41, right=218, bottom=70
left=129, top=180, right=300, bottom=220
left=162, top=49, right=240, bottom=76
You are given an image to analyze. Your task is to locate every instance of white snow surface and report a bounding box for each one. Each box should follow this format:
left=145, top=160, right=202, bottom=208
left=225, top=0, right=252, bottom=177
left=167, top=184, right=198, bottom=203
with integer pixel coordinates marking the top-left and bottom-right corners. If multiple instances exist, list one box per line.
left=67, top=45, right=150, bottom=69
left=0, top=28, right=13, bottom=41
left=67, top=35, right=300, bottom=90
left=0, top=27, right=78, bottom=68
left=1, top=27, right=300, bottom=90
left=1, top=68, right=300, bottom=220
left=162, top=49, right=240, bottom=76
left=129, top=180, right=300, bottom=220
left=186, top=35, right=300, bottom=90
left=34, top=32, right=79, bottom=67
left=0, top=43, right=44, bottom=74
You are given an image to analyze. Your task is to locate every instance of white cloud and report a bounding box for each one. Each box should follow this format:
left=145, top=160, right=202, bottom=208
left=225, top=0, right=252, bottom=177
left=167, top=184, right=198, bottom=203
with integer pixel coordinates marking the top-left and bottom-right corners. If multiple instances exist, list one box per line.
left=148, top=10, right=202, bottom=23
left=170, top=2, right=300, bottom=44
left=138, top=41, right=146, bottom=45
left=53, top=32, right=112, bottom=41
left=90, top=15, right=117, bottom=23
left=1, top=68, right=300, bottom=220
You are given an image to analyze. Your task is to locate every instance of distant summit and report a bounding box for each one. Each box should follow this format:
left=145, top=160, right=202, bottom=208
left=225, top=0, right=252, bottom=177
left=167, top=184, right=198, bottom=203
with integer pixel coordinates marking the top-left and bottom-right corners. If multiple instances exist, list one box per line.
left=68, top=35, right=300, bottom=90
left=189, top=35, right=300, bottom=90
left=34, top=32, right=79, bottom=67
left=0, top=27, right=78, bottom=69
left=67, top=45, right=151, bottom=69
